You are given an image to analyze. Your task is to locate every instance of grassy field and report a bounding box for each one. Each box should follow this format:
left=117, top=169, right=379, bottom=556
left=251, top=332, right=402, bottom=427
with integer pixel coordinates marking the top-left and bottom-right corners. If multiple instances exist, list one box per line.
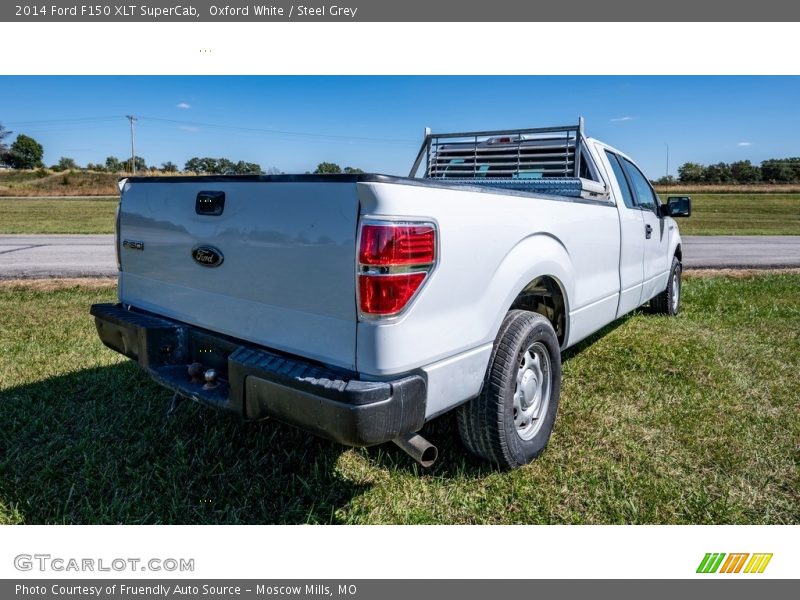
left=654, top=184, right=800, bottom=194
left=0, top=196, right=118, bottom=234
left=2, top=170, right=799, bottom=197
left=0, top=170, right=121, bottom=197
left=669, top=193, right=800, bottom=235
left=0, top=169, right=180, bottom=197
left=1, top=193, right=799, bottom=236
left=0, top=274, right=797, bottom=524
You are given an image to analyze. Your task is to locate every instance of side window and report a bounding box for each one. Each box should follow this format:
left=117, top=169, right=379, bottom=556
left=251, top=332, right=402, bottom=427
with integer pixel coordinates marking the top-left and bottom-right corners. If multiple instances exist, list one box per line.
left=621, top=157, right=657, bottom=211
left=578, top=149, right=598, bottom=182
left=605, top=151, right=636, bottom=209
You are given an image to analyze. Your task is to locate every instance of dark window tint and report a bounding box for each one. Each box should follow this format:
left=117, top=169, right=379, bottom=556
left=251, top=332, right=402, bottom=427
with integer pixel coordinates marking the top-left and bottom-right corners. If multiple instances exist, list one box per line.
left=621, top=157, right=657, bottom=211
left=579, top=149, right=597, bottom=181
left=605, top=151, right=636, bottom=209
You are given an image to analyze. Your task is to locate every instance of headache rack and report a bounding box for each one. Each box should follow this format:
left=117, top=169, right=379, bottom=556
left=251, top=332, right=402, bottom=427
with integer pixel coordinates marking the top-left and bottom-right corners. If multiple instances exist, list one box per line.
left=408, top=118, right=608, bottom=200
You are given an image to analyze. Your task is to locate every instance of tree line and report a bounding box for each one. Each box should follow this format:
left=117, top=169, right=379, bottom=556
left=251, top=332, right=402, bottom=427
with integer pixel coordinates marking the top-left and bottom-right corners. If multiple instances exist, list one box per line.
left=659, top=158, right=800, bottom=185
left=0, top=124, right=360, bottom=176
left=3, top=122, right=799, bottom=183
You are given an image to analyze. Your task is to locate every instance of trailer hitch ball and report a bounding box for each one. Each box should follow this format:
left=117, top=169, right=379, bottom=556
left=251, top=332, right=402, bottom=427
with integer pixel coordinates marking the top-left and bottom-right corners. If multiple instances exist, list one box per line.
left=187, top=362, right=204, bottom=383
left=203, top=368, right=220, bottom=390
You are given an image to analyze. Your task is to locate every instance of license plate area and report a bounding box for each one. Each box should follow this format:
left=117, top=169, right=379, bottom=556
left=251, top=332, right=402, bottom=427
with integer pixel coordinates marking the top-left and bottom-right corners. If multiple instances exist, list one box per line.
left=188, top=330, right=239, bottom=376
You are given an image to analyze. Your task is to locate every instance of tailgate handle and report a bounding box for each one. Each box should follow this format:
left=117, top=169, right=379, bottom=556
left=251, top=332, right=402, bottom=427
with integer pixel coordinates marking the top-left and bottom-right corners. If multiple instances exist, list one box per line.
left=196, top=191, right=225, bottom=216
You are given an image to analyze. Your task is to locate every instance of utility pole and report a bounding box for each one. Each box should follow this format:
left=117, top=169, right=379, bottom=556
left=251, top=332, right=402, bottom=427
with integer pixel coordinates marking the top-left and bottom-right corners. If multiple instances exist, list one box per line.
left=665, top=143, right=670, bottom=181
left=126, top=115, right=137, bottom=175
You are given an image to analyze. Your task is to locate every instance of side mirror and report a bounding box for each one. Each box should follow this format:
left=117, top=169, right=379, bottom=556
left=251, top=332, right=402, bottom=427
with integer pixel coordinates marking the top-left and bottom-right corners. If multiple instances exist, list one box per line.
left=662, top=196, right=691, bottom=218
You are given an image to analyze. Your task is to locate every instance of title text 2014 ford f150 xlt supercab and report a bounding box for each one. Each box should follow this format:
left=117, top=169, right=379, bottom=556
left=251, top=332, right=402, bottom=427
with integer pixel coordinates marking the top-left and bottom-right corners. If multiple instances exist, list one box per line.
left=90, top=119, right=691, bottom=469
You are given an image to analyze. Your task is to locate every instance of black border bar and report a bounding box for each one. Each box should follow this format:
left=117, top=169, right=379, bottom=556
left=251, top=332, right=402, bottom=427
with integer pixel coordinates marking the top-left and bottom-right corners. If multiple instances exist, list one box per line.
left=5, top=1, right=800, bottom=22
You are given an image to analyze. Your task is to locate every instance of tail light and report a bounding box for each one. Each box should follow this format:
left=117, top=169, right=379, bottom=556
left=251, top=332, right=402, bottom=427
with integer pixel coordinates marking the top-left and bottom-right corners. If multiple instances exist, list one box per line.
left=357, top=221, right=437, bottom=317
left=116, top=178, right=126, bottom=272
left=114, top=201, right=121, bottom=270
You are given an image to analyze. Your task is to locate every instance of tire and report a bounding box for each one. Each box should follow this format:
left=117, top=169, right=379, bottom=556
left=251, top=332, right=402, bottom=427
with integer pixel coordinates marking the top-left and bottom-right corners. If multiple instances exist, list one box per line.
left=457, top=310, right=561, bottom=469
left=651, top=256, right=682, bottom=316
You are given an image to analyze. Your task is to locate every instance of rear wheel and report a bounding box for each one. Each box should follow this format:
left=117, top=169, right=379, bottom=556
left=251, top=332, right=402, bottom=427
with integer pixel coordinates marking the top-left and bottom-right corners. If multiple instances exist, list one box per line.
left=651, top=256, right=681, bottom=315
left=457, top=310, right=561, bottom=468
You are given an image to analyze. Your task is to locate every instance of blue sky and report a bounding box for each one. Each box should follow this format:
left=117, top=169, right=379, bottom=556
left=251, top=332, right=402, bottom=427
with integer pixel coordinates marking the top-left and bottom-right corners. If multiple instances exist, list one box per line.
left=1, top=76, right=798, bottom=177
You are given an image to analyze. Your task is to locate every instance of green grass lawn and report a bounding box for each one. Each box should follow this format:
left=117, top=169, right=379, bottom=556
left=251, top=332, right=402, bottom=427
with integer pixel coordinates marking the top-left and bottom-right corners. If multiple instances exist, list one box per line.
left=1, top=193, right=799, bottom=235
left=0, top=197, right=117, bottom=234
left=0, top=274, right=798, bottom=524
left=671, top=193, right=800, bottom=235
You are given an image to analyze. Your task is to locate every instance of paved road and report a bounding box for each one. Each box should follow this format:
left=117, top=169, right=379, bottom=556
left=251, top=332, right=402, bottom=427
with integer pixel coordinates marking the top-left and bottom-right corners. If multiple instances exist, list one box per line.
left=681, top=236, right=800, bottom=268
left=0, top=235, right=116, bottom=278
left=2, top=234, right=800, bottom=278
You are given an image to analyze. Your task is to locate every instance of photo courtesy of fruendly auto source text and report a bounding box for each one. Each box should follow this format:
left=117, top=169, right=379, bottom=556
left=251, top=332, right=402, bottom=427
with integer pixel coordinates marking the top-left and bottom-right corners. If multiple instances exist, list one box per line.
left=0, top=0, right=798, bottom=594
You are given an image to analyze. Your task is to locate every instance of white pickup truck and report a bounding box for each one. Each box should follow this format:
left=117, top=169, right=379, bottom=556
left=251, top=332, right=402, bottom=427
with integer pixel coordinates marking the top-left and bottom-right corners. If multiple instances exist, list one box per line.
left=91, top=119, right=690, bottom=469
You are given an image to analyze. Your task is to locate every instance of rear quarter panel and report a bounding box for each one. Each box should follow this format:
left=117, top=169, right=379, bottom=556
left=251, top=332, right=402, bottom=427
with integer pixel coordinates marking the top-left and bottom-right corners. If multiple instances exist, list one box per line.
left=355, top=181, right=621, bottom=377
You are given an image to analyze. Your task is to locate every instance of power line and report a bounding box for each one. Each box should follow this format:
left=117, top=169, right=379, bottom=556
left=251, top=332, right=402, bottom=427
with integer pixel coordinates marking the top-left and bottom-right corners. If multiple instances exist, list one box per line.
left=4, top=114, right=419, bottom=146
left=7, top=124, right=129, bottom=134
left=137, top=116, right=418, bottom=145
left=3, top=116, right=123, bottom=125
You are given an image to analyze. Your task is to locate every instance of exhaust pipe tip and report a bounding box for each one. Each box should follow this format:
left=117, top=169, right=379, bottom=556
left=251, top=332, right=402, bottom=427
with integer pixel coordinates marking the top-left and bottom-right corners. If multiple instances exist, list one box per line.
left=392, top=432, right=438, bottom=468
left=417, top=444, right=438, bottom=468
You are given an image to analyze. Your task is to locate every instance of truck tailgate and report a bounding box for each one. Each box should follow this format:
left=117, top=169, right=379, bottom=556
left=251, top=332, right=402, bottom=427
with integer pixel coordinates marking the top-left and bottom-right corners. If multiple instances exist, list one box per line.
left=118, top=178, right=359, bottom=370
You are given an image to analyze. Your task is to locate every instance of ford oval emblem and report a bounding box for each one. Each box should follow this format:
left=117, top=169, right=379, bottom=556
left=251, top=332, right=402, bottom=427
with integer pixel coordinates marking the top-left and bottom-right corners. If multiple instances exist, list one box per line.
left=191, top=245, right=224, bottom=267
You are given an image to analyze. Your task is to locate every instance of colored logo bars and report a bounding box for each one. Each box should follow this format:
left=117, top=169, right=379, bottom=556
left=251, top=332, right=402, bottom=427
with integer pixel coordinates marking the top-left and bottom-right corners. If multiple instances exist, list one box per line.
left=696, top=553, right=773, bottom=574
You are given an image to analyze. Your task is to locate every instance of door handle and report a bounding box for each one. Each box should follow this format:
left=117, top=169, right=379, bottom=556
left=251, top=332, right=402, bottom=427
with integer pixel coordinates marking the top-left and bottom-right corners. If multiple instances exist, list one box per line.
left=645, top=224, right=653, bottom=239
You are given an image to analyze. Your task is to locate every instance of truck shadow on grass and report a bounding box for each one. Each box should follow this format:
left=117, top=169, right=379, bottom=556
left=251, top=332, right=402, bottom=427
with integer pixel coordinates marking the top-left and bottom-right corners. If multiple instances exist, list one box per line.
left=0, top=363, right=370, bottom=524
left=0, top=316, right=635, bottom=524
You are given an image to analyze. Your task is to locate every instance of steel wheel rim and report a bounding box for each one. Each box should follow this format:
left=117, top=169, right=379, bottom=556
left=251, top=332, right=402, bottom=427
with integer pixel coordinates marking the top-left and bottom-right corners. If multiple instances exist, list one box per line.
left=512, top=341, right=552, bottom=441
left=671, top=271, right=680, bottom=312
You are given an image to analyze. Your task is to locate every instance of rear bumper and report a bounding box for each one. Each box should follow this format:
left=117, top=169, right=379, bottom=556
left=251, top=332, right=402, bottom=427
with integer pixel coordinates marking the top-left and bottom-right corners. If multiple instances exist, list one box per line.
left=89, top=303, right=426, bottom=446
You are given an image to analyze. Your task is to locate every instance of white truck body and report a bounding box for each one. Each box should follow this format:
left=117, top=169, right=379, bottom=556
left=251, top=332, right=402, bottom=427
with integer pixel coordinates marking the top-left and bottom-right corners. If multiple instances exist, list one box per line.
left=92, top=120, right=689, bottom=467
